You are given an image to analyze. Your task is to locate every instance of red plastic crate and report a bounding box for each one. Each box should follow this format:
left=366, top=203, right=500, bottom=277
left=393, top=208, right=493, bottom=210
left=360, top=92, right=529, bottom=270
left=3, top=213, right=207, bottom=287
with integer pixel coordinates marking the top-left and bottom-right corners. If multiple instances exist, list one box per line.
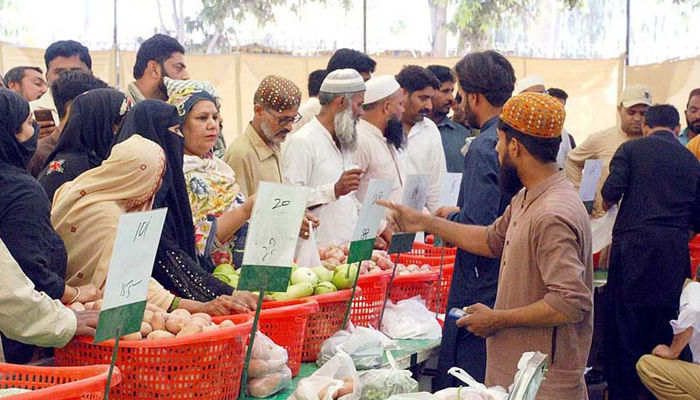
left=0, top=364, right=120, bottom=400
left=234, top=298, right=319, bottom=377
left=388, top=271, right=439, bottom=307
left=55, top=314, right=253, bottom=400
left=351, top=273, right=391, bottom=329
left=429, top=264, right=454, bottom=314
left=301, top=289, right=359, bottom=362
left=411, top=241, right=457, bottom=257
left=390, top=251, right=456, bottom=267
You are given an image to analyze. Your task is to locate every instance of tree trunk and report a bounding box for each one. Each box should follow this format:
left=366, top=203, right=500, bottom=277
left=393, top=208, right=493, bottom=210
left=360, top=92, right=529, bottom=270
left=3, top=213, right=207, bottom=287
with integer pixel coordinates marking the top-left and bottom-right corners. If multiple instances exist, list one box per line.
left=155, top=0, right=168, bottom=33
left=428, top=0, right=448, bottom=57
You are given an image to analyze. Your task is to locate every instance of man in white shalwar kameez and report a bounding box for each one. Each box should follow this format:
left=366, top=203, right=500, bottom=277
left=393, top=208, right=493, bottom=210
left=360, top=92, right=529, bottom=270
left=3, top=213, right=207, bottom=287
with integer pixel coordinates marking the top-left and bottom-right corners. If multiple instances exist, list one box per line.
left=282, top=69, right=366, bottom=248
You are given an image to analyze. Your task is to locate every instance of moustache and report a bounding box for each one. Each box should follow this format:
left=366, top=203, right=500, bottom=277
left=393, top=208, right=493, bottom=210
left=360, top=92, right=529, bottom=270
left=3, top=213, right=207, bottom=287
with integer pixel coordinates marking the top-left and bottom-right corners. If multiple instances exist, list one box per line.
left=419, top=108, right=430, bottom=116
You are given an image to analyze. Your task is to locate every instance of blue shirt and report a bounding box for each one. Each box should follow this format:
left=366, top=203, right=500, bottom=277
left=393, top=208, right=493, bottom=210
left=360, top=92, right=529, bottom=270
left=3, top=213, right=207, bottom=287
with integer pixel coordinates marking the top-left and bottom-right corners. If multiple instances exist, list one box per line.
left=678, top=127, right=693, bottom=146
left=436, top=115, right=472, bottom=173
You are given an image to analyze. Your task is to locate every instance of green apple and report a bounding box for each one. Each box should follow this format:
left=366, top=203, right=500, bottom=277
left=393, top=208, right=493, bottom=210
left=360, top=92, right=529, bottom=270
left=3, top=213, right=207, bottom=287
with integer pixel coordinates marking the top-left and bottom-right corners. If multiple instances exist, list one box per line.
left=312, top=266, right=333, bottom=283
left=291, top=267, right=319, bottom=286
left=271, top=282, right=314, bottom=301
left=332, top=264, right=359, bottom=290
left=314, top=282, right=338, bottom=295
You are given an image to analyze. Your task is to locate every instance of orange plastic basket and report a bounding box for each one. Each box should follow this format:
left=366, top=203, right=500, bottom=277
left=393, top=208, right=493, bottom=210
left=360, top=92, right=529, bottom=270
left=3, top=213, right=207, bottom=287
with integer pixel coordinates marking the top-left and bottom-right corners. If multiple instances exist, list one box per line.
left=55, top=314, right=253, bottom=400
left=235, top=298, right=319, bottom=377
left=388, top=271, right=439, bottom=307
left=351, top=273, right=391, bottom=329
left=301, top=289, right=360, bottom=362
left=429, top=264, right=454, bottom=314
left=411, top=241, right=457, bottom=257
left=0, top=364, right=120, bottom=400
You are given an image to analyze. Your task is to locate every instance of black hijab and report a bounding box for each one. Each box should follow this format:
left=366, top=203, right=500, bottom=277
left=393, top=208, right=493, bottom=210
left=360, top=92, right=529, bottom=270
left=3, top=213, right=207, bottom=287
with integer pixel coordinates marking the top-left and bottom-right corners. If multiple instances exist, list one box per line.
left=0, top=89, right=68, bottom=364
left=0, top=89, right=39, bottom=169
left=115, top=100, right=233, bottom=300
left=38, top=88, right=128, bottom=200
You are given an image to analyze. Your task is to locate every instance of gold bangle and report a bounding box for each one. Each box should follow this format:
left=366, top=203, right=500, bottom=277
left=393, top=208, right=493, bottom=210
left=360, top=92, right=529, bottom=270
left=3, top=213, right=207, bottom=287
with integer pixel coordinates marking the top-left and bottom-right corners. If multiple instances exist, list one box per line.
left=68, top=286, right=81, bottom=304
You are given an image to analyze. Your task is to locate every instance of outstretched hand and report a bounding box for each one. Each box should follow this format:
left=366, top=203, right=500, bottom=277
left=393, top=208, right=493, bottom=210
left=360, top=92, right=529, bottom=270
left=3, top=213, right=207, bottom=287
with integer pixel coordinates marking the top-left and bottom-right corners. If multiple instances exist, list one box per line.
left=376, top=200, right=426, bottom=233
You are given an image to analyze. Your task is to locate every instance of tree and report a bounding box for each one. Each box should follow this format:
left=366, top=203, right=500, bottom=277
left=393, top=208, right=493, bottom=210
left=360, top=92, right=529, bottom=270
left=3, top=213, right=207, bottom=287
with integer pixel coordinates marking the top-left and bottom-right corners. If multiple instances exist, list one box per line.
left=428, top=0, right=583, bottom=55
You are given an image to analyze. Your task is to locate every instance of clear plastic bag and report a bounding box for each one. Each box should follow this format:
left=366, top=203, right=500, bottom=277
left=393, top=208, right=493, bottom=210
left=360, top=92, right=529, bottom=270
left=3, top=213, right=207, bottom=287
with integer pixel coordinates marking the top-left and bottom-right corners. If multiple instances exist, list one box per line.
left=248, top=366, right=293, bottom=398
left=591, top=205, right=617, bottom=253
left=247, top=331, right=290, bottom=397
left=297, top=224, right=322, bottom=268
left=318, top=327, right=395, bottom=369
left=359, top=352, right=419, bottom=400
left=381, top=297, right=442, bottom=340
left=290, top=352, right=362, bottom=400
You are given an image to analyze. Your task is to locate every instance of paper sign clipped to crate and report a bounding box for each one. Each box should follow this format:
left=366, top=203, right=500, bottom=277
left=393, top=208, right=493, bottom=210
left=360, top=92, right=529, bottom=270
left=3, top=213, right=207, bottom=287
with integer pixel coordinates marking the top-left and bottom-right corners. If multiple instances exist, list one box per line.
left=95, top=208, right=167, bottom=343
left=579, top=159, right=603, bottom=215
left=434, top=172, right=462, bottom=247
left=238, top=182, right=310, bottom=292
left=388, top=174, right=429, bottom=255
left=348, top=178, right=394, bottom=264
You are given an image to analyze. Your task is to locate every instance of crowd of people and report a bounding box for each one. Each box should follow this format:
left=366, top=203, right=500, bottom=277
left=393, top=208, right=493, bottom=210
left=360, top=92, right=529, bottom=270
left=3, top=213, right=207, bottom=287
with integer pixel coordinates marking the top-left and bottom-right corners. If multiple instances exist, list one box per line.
left=1, top=33, right=700, bottom=400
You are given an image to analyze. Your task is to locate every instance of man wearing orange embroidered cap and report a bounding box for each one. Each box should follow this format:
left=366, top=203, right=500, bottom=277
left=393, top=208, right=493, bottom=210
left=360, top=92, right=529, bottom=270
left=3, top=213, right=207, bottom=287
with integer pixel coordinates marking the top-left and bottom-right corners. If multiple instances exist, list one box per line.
left=378, top=92, right=593, bottom=399
left=223, top=75, right=302, bottom=198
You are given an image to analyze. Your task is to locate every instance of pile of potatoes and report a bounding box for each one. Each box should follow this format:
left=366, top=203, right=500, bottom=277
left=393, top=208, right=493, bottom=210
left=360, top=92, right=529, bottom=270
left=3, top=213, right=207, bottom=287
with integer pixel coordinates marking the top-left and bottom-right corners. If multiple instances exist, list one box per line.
left=69, top=302, right=236, bottom=341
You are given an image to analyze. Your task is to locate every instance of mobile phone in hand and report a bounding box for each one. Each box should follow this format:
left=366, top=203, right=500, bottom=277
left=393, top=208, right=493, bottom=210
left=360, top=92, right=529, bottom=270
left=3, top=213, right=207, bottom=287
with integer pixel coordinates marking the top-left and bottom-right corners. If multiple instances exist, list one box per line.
left=448, top=307, right=468, bottom=320
left=33, top=109, right=54, bottom=124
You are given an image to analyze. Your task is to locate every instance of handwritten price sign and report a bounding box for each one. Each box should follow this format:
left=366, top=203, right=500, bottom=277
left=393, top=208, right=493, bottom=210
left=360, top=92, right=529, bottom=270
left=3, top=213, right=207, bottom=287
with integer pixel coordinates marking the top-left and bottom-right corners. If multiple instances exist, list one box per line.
left=95, top=208, right=167, bottom=343
left=238, top=182, right=309, bottom=292
left=348, top=179, right=394, bottom=263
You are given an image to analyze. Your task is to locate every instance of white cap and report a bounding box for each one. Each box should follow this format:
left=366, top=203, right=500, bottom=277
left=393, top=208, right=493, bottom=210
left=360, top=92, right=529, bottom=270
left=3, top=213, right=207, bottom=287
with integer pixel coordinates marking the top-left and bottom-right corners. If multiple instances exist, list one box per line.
left=320, top=68, right=366, bottom=94
left=364, top=75, right=401, bottom=104
left=516, top=76, right=545, bottom=94
left=620, top=84, right=652, bottom=107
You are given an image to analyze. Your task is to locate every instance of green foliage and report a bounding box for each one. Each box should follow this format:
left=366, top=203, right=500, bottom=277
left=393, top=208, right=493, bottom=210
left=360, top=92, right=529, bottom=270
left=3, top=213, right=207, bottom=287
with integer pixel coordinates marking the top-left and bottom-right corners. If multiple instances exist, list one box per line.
left=444, top=0, right=583, bottom=51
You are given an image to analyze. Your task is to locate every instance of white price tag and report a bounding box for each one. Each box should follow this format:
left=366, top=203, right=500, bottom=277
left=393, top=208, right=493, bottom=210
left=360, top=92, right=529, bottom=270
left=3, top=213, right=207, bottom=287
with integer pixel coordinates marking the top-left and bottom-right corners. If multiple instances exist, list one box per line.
left=101, top=208, right=167, bottom=311
left=402, top=174, right=430, bottom=211
left=579, top=159, right=603, bottom=202
left=242, top=182, right=309, bottom=267
left=438, top=172, right=462, bottom=207
left=353, top=178, right=394, bottom=241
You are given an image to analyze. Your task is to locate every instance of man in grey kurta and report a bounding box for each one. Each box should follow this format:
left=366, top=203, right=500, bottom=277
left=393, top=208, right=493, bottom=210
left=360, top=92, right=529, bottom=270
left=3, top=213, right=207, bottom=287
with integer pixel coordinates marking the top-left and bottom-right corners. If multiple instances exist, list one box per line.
left=379, top=92, right=593, bottom=399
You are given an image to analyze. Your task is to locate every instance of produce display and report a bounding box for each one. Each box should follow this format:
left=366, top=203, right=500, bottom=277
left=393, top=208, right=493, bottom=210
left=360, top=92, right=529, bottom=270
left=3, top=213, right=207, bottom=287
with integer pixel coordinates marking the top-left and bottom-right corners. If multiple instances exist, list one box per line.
left=70, top=301, right=236, bottom=340
left=247, top=332, right=293, bottom=398
left=359, top=368, right=419, bottom=400
left=318, top=244, right=434, bottom=276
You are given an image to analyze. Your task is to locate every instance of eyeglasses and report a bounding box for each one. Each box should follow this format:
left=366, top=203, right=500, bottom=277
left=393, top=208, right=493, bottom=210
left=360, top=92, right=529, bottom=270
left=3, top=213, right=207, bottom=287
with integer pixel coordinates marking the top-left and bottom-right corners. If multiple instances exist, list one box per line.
left=264, top=107, right=302, bottom=125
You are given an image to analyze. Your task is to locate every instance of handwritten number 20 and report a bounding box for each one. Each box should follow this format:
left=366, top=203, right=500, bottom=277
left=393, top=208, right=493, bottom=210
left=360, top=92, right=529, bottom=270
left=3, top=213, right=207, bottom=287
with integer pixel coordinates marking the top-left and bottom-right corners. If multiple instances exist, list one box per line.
left=273, top=198, right=290, bottom=210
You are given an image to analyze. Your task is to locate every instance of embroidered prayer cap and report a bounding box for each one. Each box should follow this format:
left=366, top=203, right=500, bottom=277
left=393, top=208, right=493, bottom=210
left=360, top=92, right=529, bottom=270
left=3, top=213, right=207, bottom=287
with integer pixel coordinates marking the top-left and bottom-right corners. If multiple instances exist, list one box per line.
left=167, top=88, right=217, bottom=126
left=500, top=92, right=566, bottom=138
left=620, top=84, right=652, bottom=108
left=253, top=75, right=302, bottom=113
left=320, top=68, right=366, bottom=94
left=364, top=75, right=400, bottom=104
left=164, top=76, right=221, bottom=101
left=515, top=76, right=546, bottom=94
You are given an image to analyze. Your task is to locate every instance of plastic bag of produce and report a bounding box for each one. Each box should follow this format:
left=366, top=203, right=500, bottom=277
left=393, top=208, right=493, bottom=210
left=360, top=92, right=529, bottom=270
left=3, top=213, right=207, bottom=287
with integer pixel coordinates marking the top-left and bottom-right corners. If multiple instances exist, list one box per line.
left=358, top=352, right=418, bottom=399
left=249, top=331, right=289, bottom=377
left=248, top=365, right=293, bottom=398
left=289, top=351, right=361, bottom=400
left=318, top=327, right=395, bottom=369
left=297, top=224, right=322, bottom=268
left=380, top=297, right=442, bottom=340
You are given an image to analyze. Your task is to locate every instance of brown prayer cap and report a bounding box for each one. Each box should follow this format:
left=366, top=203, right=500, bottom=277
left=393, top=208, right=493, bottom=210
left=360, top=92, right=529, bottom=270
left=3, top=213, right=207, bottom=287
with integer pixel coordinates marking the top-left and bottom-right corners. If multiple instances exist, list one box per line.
left=254, top=75, right=302, bottom=113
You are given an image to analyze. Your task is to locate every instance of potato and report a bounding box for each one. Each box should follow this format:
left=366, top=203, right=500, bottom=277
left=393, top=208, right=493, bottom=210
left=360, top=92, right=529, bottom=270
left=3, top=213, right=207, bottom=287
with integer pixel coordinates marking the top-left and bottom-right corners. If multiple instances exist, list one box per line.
left=92, top=299, right=103, bottom=310
left=202, top=324, right=218, bottom=333
left=69, top=302, right=85, bottom=311
left=248, top=374, right=282, bottom=398
left=121, top=332, right=142, bottom=341
left=146, top=303, right=166, bottom=313
left=147, top=330, right=175, bottom=340
left=219, top=320, right=235, bottom=329
left=176, top=322, right=203, bottom=338
left=151, top=312, right=167, bottom=331
left=191, top=313, right=212, bottom=324
left=337, top=377, right=354, bottom=397
left=165, top=318, right=183, bottom=335
left=248, top=359, right=268, bottom=378
left=170, top=309, right=191, bottom=319
left=140, top=322, right=153, bottom=337
left=142, top=310, right=154, bottom=324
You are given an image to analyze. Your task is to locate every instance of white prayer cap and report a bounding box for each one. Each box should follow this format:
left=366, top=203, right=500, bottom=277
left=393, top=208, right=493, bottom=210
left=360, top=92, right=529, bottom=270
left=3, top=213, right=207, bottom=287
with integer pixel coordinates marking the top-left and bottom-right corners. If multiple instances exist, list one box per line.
left=320, top=68, right=366, bottom=94
left=364, top=75, right=401, bottom=104
left=516, top=76, right=545, bottom=94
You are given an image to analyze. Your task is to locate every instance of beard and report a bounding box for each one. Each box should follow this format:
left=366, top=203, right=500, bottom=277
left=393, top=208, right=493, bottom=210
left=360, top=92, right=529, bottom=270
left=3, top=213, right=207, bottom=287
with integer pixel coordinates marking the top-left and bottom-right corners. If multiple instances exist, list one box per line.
left=464, top=100, right=480, bottom=129
left=384, top=117, right=406, bottom=150
left=688, top=117, right=700, bottom=135
left=499, top=151, right=524, bottom=195
left=334, top=106, right=359, bottom=151
left=261, top=117, right=286, bottom=150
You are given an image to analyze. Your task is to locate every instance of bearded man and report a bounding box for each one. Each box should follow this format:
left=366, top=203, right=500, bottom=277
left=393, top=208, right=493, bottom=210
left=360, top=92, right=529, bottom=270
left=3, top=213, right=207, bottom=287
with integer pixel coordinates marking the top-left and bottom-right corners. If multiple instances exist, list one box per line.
left=282, top=69, right=366, bottom=248
left=224, top=75, right=302, bottom=197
